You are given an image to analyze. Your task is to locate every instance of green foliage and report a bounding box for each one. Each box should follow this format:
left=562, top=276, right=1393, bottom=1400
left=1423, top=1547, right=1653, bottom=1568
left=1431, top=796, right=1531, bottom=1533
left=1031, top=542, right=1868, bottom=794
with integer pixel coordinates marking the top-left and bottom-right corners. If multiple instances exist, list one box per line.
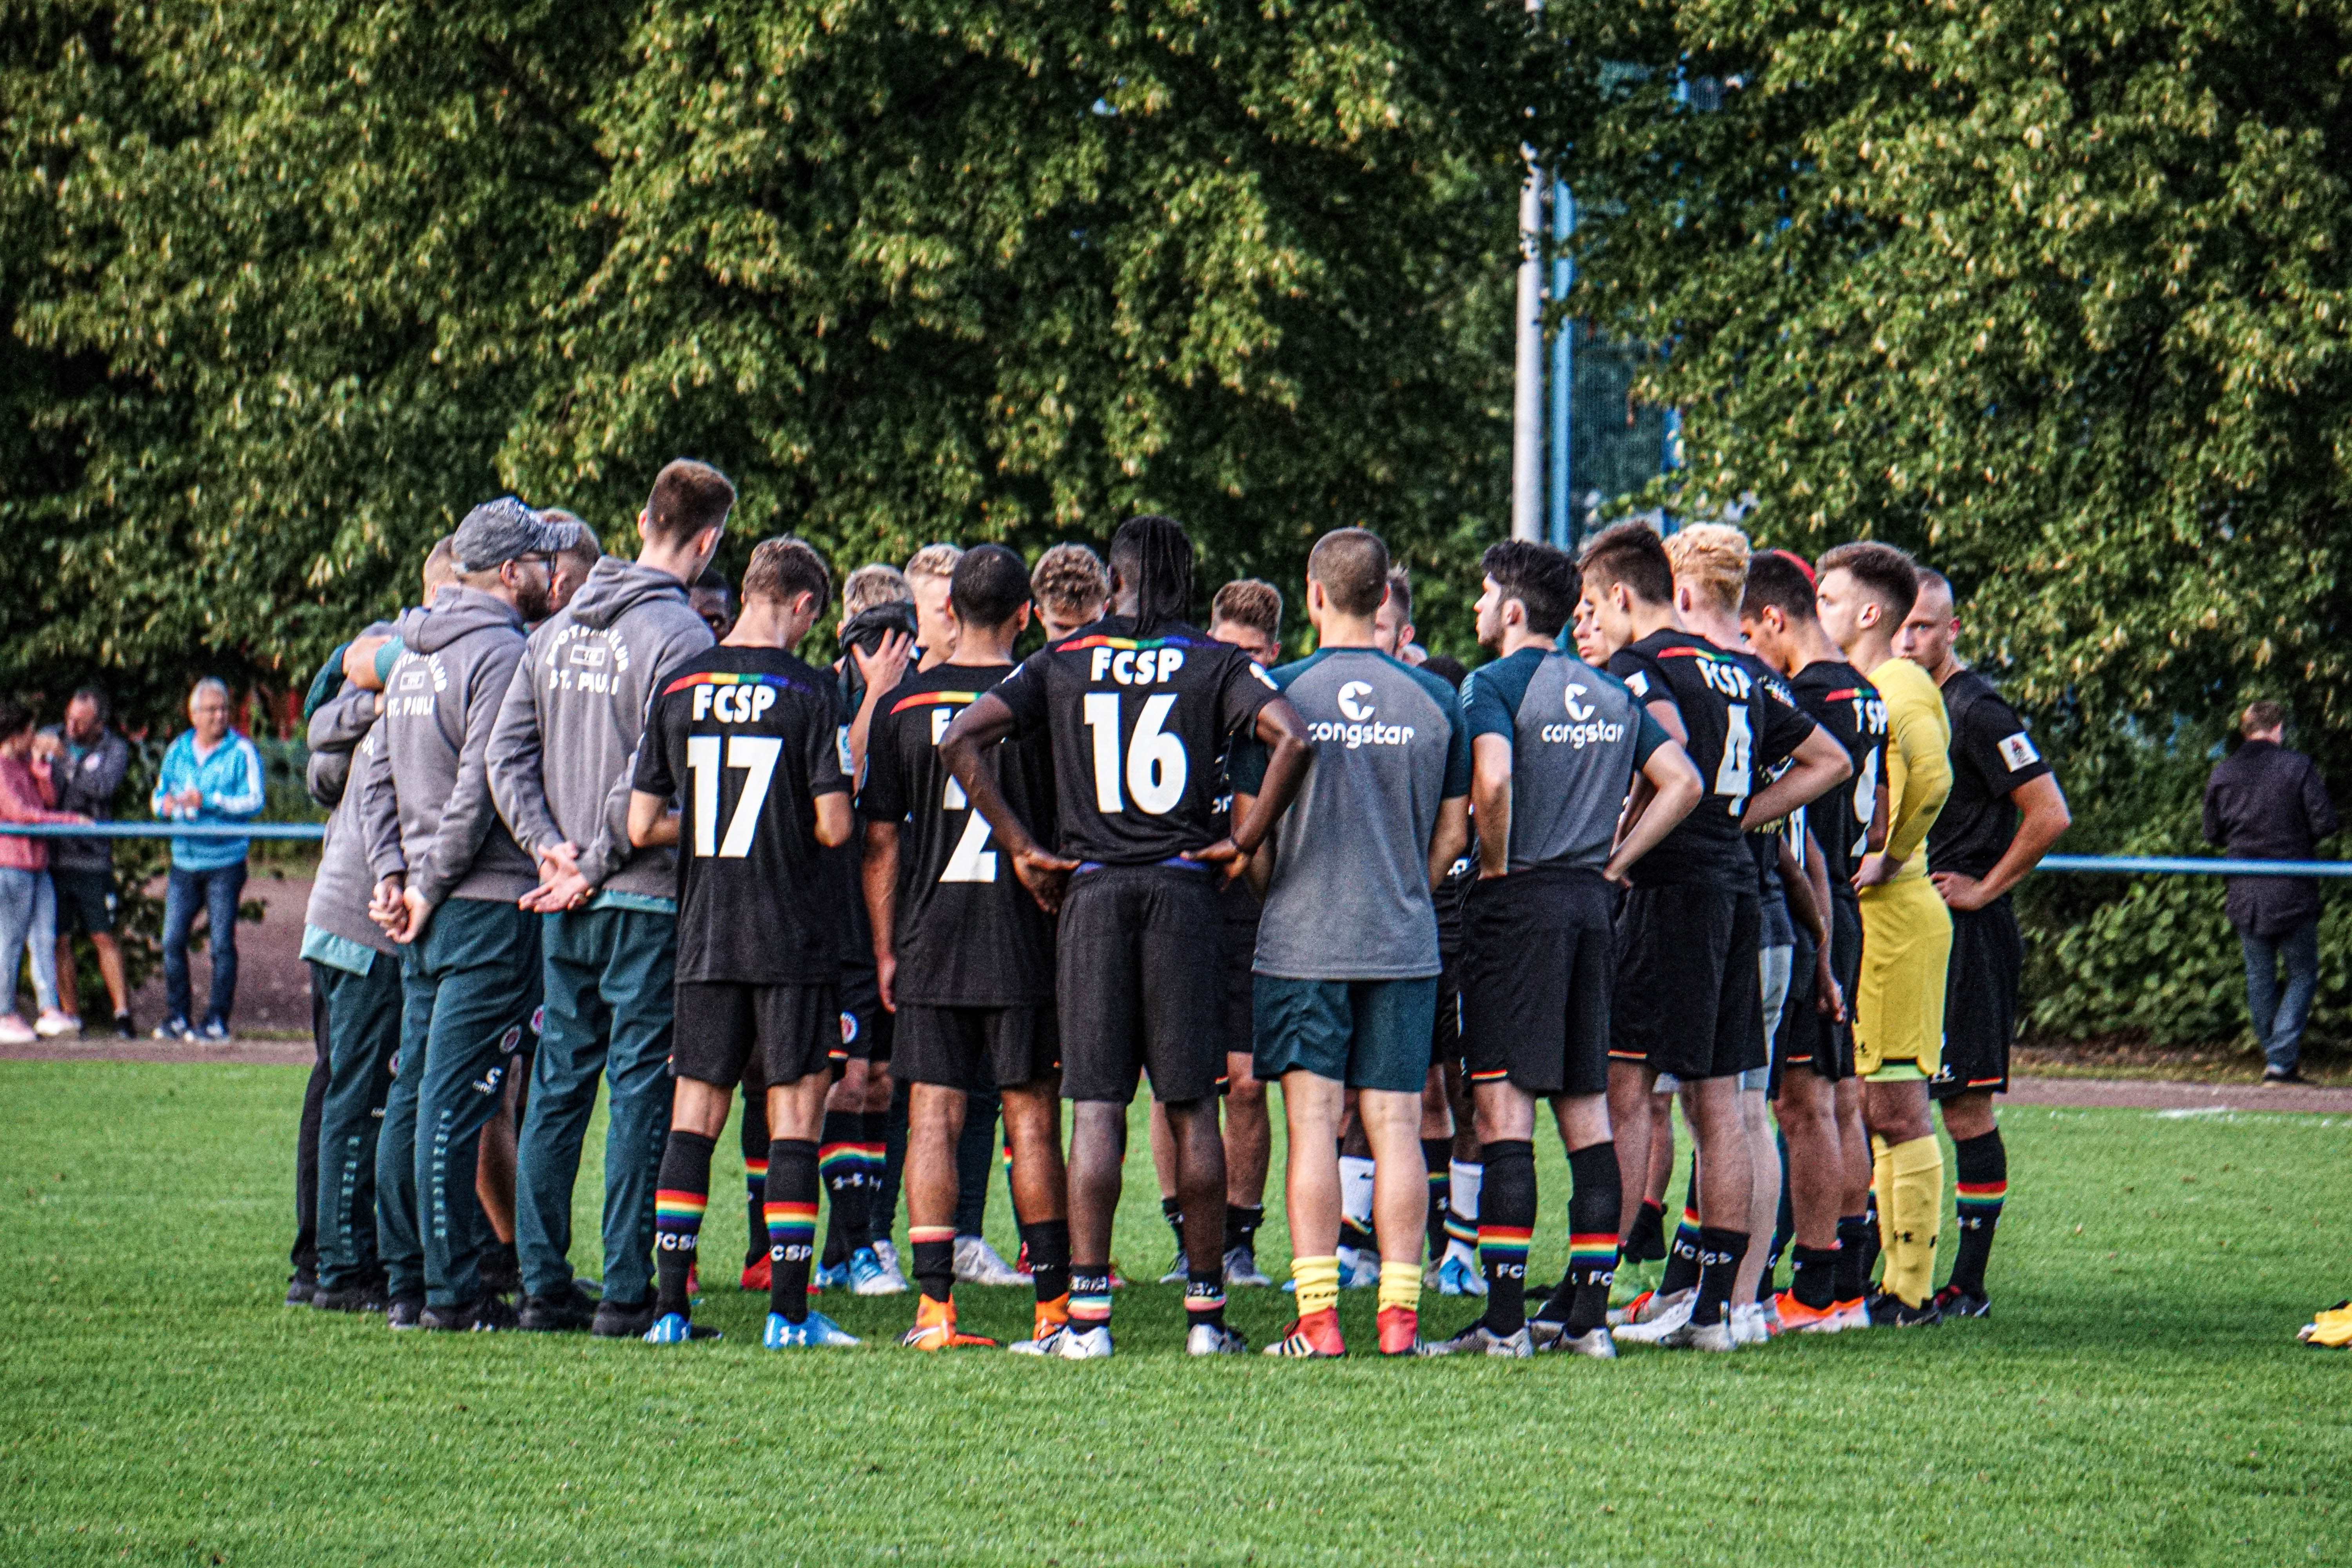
left=2, top=0, right=1537, bottom=722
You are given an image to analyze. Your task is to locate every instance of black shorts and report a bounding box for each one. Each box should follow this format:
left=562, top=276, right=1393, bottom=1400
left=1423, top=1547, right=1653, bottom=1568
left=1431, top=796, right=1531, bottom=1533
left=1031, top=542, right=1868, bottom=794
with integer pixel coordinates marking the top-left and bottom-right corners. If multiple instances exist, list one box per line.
left=51, top=866, right=116, bottom=937
left=832, top=957, right=893, bottom=1067
left=673, top=981, right=840, bottom=1089
left=1773, top=896, right=1859, bottom=1093
left=896, top=1004, right=1059, bottom=1094
left=1461, top=866, right=1614, bottom=1097
left=1056, top=863, right=1223, bottom=1103
left=1213, top=876, right=1261, bottom=1061
left=1933, top=896, right=2022, bottom=1100
left=1610, top=883, right=1762, bottom=1082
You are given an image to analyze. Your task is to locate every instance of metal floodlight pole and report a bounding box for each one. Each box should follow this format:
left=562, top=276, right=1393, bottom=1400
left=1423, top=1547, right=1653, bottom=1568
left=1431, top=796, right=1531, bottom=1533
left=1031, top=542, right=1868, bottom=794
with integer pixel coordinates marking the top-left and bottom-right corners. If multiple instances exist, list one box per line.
left=1548, top=178, right=1575, bottom=550
left=1510, top=0, right=1546, bottom=543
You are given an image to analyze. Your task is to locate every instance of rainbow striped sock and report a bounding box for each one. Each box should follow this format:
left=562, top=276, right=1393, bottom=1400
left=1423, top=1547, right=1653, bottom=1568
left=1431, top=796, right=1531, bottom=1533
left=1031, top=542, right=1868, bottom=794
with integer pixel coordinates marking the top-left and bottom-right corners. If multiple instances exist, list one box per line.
left=743, top=1157, right=769, bottom=1263
left=1069, top=1267, right=1114, bottom=1331
left=1949, top=1126, right=2009, bottom=1297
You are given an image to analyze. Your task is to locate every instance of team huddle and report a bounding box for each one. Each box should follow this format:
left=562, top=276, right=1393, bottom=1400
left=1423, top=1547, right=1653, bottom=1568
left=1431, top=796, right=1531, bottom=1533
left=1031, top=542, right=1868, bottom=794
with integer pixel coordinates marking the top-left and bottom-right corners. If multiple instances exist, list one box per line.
left=290, top=455, right=2068, bottom=1359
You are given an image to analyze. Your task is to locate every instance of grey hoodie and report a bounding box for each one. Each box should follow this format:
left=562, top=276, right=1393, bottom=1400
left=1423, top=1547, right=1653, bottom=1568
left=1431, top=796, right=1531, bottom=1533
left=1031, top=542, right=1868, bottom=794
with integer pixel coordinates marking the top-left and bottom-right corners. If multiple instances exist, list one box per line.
left=304, top=685, right=397, bottom=958
left=487, top=557, right=713, bottom=899
left=362, top=586, right=538, bottom=907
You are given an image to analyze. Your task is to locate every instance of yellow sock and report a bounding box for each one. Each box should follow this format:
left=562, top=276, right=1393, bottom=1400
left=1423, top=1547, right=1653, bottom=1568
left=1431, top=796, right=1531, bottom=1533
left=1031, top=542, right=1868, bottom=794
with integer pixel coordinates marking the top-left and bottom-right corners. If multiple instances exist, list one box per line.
left=1870, top=1134, right=1894, bottom=1255
left=1292, top=1255, right=1341, bottom=1318
left=1885, top=1134, right=1944, bottom=1308
left=1377, top=1260, right=1421, bottom=1316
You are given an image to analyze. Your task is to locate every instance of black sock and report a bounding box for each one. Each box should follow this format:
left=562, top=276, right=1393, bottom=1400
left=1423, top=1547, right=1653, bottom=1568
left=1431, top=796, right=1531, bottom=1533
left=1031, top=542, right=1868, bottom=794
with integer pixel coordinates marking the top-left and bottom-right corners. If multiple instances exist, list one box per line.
left=873, top=1079, right=909, bottom=1244
left=1860, top=1189, right=1883, bottom=1288
left=1185, top=1267, right=1227, bottom=1332
left=766, top=1139, right=818, bottom=1323
left=653, top=1131, right=714, bottom=1319
left=1792, top=1243, right=1839, bottom=1310
left=1223, top=1202, right=1264, bottom=1256
left=1692, top=1226, right=1747, bottom=1327
left=1625, top=1196, right=1668, bottom=1263
left=741, top=1089, right=772, bottom=1265
left=1835, top=1214, right=1871, bottom=1301
left=1069, top=1266, right=1113, bottom=1334
left=912, top=1227, right=956, bottom=1306
left=1022, top=1218, right=1071, bottom=1305
left=1949, top=1130, right=2007, bottom=1297
left=952, top=1100, right=995, bottom=1238
left=1421, top=1138, right=1452, bottom=1259
left=1660, top=1161, right=1703, bottom=1296
left=864, top=1109, right=896, bottom=1246
left=1766, top=1129, right=1794, bottom=1277
left=1564, top=1140, right=1621, bottom=1335
left=818, top=1111, right=867, bottom=1266
left=1477, top=1140, right=1536, bottom=1335
left=1160, top=1195, right=1185, bottom=1256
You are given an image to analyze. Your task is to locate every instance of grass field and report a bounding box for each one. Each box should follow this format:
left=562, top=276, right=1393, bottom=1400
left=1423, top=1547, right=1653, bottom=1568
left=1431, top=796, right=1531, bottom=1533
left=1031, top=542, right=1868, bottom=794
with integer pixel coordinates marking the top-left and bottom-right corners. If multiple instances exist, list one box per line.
left=3, top=1061, right=2349, bottom=1566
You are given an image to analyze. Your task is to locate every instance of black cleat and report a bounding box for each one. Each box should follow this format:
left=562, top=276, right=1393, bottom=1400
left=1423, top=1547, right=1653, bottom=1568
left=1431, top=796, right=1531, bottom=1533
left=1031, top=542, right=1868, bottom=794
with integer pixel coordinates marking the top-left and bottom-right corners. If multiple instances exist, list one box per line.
left=519, top=1281, right=599, bottom=1332
left=386, top=1295, right=427, bottom=1330
left=285, top=1273, right=319, bottom=1307
left=1932, top=1284, right=1991, bottom=1319
left=423, top=1296, right=519, bottom=1332
left=592, top=1296, right=660, bottom=1338
left=314, top=1278, right=390, bottom=1314
left=1866, top=1291, right=1942, bottom=1328
left=112, top=1011, right=136, bottom=1040
left=479, top=1241, right=522, bottom=1297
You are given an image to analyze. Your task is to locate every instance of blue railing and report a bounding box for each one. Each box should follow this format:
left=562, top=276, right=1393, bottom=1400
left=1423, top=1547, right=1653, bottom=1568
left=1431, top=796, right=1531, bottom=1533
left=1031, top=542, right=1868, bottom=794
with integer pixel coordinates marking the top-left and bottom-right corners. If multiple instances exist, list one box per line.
left=2037, top=855, right=2352, bottom=878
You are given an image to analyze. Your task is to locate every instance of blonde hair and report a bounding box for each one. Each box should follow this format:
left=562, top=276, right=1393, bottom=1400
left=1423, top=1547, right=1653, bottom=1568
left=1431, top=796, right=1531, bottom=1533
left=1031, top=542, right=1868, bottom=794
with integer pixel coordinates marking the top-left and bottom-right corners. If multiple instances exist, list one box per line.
left=843, top=563, right=913, bottom=618
left=1031, top=543, right=1109, bottom=621
left=1664, top=523, right=1752, bottom=616
left=1209, top=579, right=1283, bottom=641
left=904, top=543, right=964, bottom=584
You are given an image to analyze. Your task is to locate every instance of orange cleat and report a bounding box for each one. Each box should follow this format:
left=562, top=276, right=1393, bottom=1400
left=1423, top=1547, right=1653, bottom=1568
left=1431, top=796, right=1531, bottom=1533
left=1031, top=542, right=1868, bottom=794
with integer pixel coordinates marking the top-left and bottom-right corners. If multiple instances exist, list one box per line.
left=899, top=1294, right=999, bottom=1351
left=1263, top=1307, right=1347, bottom=1358
left=741, top=1255, right=772, bottom=1293
left=1377, top=1305, right=1422, bottom=1356
left=1773, top=1290, right=1847, bottom=1334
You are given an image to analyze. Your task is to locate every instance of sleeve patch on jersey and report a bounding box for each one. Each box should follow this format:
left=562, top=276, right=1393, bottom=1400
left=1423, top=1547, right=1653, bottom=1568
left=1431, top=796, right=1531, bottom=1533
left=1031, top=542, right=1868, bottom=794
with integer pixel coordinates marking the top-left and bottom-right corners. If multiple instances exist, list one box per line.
left=837, top=725, right=855, bottom=775
left=1624, top=670, right=1650, bottom=698
left=1250, top=661, right=1278, bottom=690
left=1998, top=731, right=2040, bottom=770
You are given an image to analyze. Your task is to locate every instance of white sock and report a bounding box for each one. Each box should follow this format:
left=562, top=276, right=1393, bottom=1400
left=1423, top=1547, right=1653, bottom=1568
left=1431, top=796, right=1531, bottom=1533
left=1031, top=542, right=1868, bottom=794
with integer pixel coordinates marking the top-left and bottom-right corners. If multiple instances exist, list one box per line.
left=1445, top=1160, right=1483, bottom=1267
left=1339, top=1155, right=1376, bottom=1240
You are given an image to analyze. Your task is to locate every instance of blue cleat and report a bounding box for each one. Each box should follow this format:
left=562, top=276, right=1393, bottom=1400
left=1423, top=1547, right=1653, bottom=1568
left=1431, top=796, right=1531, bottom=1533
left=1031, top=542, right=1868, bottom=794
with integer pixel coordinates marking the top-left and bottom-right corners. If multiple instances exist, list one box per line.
left=810, top=1260, right=849, bottom=1293
left=642, top=1311, right=720, bottom=1345
left=766, top=1310, right=861, bottom=1348
left=849, top=1247, right=906, bottom=1296
left=1434, top=1254, right=1488, bottom=1298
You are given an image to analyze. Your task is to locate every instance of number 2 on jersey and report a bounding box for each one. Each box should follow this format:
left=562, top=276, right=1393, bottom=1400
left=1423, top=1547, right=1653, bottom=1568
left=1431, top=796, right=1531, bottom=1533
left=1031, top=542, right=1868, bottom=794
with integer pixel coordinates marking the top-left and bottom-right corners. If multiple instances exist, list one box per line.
left=939, top=773, right=998, bottom=882
left=1081, top=692, right=1188, bottom=815
left=686, top=734, right=781, bottom=858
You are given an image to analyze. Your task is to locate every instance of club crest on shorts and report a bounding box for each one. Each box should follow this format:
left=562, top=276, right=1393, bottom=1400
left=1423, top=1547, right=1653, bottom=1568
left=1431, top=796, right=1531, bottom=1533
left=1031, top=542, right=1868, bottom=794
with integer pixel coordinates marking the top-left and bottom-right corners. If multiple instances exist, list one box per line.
left=840, top=1011, right=859, bottom=1045
left=529, top=1005, right=544, bottom=1038
left=500, top=1024, right=523, bottom=1054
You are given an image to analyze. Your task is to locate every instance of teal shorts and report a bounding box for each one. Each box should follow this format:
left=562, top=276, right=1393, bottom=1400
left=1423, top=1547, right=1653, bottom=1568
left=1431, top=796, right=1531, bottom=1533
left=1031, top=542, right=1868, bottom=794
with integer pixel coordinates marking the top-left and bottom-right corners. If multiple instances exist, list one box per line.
left=1252, top=975, right=1437, bottom=1094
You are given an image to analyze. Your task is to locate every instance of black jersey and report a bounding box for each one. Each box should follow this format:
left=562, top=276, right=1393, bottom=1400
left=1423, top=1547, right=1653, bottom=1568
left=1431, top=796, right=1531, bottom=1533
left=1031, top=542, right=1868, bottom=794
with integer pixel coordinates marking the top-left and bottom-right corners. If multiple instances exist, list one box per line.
left=1787, top=661, right=1885, bottom=891
left=994, top=616, right=1279, bottom=865
left=1606, top=630, right=1815, bottom=891
left=633, top=646, right=850, bottom=984
left=860, top=663, right=1057, bottom=1007
left=1929, top=669, right=2053, bottom=879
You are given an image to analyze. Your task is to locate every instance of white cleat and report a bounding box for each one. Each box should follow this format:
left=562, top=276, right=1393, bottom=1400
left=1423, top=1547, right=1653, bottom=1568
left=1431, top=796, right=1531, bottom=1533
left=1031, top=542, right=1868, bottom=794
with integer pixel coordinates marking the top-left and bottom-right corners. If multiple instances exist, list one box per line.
left=953, top=1234, right=1032, bottom=1286
left=1731, top=1303, right=1769, bottom=1346
left=1223, top=1246, right=1273, bottom=1288
left=1054, top=1324, right=1114, bottom=1360
left=1655, top=1312, right=1739, bottom=1352
left=1544, top=1325, right=1619, bottom=1359
left=1612, top=1290, right=1696, bottom=1345
left=1186, top=1323, right=1250, bottom=1356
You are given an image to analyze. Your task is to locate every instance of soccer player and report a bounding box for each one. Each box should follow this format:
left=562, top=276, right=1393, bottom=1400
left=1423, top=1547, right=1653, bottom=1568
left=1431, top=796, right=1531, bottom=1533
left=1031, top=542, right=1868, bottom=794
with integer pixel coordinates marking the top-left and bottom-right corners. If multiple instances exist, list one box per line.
left=862, top=544, right=1071, bottom=1351
left=941, top=514, right=1313, bottom=1357
left=1816, top=541, right=1951, bottom=1326
left=1228, top=530, right=1469, bottom=1358
left=1660, top=523, right=1801, bottom=1345
left=818, top=564, right=917, bottom=1294
left=626, top=537, right=862, bottom=1348
left=906, top=543, right=965, bottom=670
left=1151, top=578, right=1286, bottom=1287
left=363, top=498, right=578, bottom=1330
left=1573, top=521, right=1849, bottom=1352
left=1898, top=568, right=2071, bottom=1317
left=1030, top=544, right=1111, bottom=642
left=690, top=568, right=736, bottom=640
left=485, top=462, right=730, bottom=1336
left=1428, top=541, right=1701, bottom=1359
left=1740, top=548, right=1885, bottom=1331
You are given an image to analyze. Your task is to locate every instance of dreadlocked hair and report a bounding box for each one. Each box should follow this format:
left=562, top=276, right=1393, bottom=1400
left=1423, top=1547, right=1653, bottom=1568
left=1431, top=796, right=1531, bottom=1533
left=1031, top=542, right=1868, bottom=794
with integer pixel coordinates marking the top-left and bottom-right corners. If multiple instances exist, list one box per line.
left=1109, top=514, right=1195, bottom=637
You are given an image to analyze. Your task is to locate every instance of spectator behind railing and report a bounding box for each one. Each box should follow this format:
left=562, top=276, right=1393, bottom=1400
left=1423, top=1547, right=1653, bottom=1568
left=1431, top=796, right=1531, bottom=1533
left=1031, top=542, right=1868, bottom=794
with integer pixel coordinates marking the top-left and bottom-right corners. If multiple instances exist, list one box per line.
left=0, top=699, right=91, bottom=1043
left=147, top=678, right=265, bottom=1042
left=2203, top=701, right=2340, bottom=1085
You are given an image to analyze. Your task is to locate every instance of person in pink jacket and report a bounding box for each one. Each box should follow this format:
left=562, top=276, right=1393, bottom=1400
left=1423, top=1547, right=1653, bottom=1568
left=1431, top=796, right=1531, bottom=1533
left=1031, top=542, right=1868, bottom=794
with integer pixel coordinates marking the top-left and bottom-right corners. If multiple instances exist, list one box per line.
left=0, top=699, right=90, bottom=1043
